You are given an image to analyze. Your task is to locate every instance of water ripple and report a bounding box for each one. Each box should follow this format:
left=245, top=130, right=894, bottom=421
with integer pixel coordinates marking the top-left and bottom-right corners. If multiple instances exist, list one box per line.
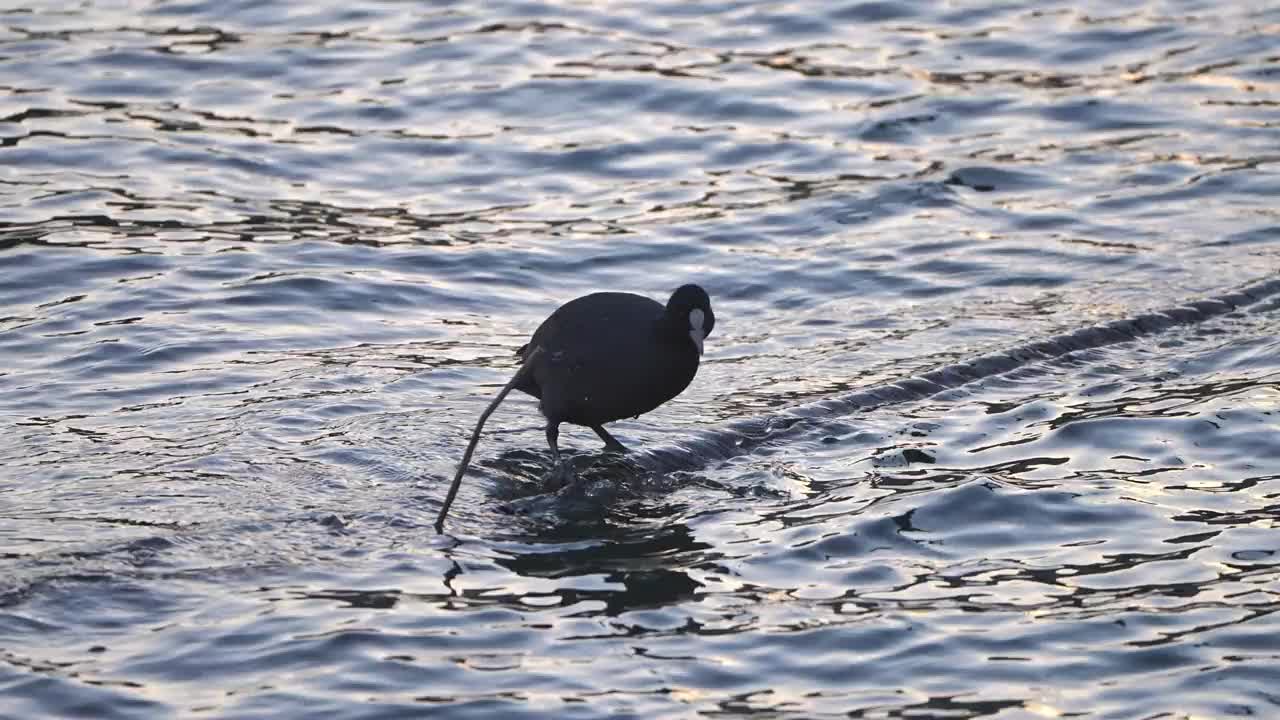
left=3, top=0, right=1280, bottom=717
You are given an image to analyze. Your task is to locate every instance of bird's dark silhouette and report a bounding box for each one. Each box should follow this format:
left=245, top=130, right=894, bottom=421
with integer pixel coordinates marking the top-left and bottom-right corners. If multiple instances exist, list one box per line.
left=435, top=284, right=715, bottom=532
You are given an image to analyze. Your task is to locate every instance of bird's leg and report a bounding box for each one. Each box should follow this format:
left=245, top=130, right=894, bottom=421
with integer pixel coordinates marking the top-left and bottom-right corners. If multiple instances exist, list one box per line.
left=545, top=421, right=574, bottom=490
left=546, top=421, right=560, bottom=464
left=591, top=424, right=628, bottom=454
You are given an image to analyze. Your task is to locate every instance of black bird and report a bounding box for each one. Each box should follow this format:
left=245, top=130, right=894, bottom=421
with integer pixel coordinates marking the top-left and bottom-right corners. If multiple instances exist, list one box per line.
left=514, top=283, right=715, bottom=463
left=435, top=283, right=714, bottom=531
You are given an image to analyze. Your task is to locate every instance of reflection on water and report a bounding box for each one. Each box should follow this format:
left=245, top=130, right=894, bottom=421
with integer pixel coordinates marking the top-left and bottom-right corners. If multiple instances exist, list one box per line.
left=2, top=0, right=1280, bottom=717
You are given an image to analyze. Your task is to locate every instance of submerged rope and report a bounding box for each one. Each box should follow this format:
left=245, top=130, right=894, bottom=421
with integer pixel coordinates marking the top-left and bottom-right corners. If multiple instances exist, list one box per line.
left=631, top=276, right=1280, bottom=473
left=436, top=346, right=543, bottom=532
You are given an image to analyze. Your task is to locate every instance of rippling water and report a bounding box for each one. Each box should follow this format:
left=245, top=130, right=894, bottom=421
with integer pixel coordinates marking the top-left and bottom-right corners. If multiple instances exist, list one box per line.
left=2, top=1, right=1279, bottom=717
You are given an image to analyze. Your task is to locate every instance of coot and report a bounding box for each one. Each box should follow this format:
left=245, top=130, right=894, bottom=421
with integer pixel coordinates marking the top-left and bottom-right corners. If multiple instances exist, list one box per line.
left=515, top=283, right=715, bottom=461
left=435, top=284, right=715, bottom=531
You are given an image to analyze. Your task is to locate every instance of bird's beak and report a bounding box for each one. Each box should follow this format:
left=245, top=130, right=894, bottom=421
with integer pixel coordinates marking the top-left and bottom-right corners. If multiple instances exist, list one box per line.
left=690, top=328, right=705, bottom=356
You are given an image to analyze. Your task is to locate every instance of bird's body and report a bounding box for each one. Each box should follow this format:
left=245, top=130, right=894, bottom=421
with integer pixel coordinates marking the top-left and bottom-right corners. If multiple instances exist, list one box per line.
left=516, top=292, right=696, bottom=425
left=517, top=285, right=714, bottom=463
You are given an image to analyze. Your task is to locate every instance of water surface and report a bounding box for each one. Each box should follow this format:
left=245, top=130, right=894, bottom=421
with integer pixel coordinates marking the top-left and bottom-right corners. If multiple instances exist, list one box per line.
left=2, top=1, right=1279, bottom=718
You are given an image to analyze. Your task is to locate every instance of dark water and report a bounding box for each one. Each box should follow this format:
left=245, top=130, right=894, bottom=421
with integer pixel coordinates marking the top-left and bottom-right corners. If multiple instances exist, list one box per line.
left=3, top=0, right=1279, bottom=717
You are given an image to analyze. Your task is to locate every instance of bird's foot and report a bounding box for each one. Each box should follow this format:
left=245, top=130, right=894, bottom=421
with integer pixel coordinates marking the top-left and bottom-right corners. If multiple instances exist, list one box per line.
left=602, top=440, right=628, bottom=454
left=545, top=458, right=577, bottom=492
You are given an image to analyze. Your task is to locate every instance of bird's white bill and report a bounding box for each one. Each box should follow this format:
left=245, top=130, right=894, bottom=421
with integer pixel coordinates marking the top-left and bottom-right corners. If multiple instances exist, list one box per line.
left=689, top=308, right=706, bottom=356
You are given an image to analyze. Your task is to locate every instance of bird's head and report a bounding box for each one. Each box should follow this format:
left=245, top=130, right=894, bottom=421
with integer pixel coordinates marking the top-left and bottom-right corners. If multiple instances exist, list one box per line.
left=665, top=284, right=715, bottom=356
